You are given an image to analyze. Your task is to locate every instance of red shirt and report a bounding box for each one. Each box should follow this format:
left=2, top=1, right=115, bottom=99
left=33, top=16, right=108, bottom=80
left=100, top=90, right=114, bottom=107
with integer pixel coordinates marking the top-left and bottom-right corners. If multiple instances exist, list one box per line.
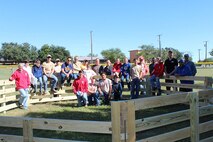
left=113, top=62, right=122, bottom=73
left=10, top=69, right=30, bottom=90
left=151, top=62, right=164, bottom=77
left=72, top=76, right=88, bottom=94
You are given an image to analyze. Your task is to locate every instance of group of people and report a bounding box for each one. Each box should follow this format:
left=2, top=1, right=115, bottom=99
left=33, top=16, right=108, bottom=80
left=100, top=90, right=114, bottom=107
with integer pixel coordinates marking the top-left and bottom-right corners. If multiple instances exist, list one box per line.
left=9, top=50, right=197, bottom=109
left=149, top=51, right=197, bottom=96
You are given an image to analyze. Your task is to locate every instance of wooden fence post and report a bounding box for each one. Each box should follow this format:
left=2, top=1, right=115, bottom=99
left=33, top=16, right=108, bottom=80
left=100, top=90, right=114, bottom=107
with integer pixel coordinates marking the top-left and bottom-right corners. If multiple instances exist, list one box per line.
left=204, top=77, right=213, bottom=88
left=1, top=82, right=6, bottom=113
left=23, top=118, right=33, bottom=142
left=111, top=101, right=121, bottom=142
left=111, top=101, right=136, bottom=142
left=188, top=92, right=199, bottom=142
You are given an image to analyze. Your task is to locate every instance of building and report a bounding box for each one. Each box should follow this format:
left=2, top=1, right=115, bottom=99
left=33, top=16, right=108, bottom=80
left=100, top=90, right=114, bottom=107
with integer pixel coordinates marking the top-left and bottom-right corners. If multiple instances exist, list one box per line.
left=129, top=50, right=141, bottom=63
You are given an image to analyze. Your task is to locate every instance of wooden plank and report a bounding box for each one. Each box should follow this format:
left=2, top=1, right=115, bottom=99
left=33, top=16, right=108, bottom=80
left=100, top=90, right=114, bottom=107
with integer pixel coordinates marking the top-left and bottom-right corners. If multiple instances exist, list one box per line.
left=111, top=101, right=121, bottom=142
left=160, top=76, right=207, bottom=81
left=127, top=101, right=136, bottom=142
left=0, top=103, right=18, bottom=112
left=200, top=136, right=213, bottom=142
left=0, top=95, right=17, bottom=103
left=34, top=137, right=89, bottom=142
left=160, top=82, right=206, bottom=89
left=29, top=95, right=77, bottom=104
left=134, top=92, right=188, bottom=111
left=136, top=120, right=213, bottom=142
left=189, top=92, right=199, bottom=142
left=0, top=116, right=23, bottom=128
left=198, top=89, right=213, bottom=98
left=0, top=134, right=22, bottom=142
left=0, top=80, right=15, bottom=86
left=135, top=105, right=213, bottom=132
left=1, top=94, right=6, bottom=114
left=120, top=102, right=127, bottom=142
left=0, top=134, right=88, bottom=142
left=32, top=118, right=112, bottom=134
left=0, top=88, right=16, bottom=95
left=23, top=118, right=33, bottom=142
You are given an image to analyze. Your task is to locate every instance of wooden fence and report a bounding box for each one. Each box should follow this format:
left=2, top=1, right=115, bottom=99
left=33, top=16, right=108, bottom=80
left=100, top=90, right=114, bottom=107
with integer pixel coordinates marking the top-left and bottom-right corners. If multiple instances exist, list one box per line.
left=0, top=76, right=213, bottom=142
left=111, top=89, right=213, bottom=142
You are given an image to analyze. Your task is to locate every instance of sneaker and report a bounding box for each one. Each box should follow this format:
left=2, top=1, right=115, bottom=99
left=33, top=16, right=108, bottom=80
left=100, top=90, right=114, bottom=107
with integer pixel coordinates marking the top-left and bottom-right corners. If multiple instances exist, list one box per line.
left=51, top=89, right=58, bottom=93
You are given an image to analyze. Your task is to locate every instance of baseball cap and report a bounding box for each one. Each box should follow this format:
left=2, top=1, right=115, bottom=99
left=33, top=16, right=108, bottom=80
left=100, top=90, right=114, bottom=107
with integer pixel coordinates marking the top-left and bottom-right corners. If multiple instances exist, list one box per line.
left=47, top=54, right=52, bottom=58
left=178, top=59, right=184, bottom=63
left=184, top=54, right=189, bottom=58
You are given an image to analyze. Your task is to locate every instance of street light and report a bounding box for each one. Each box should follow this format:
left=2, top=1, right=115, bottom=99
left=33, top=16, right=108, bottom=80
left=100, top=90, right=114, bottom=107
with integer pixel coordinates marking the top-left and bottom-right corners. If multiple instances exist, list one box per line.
left=204, top=41, right=208, bottom=60
left=90, top=31, right=93, bottom=64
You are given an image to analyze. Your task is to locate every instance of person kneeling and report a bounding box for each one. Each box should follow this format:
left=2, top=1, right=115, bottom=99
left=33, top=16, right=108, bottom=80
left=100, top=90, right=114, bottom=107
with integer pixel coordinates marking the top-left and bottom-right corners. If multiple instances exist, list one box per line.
left=72, top=71, right=88, bottom=107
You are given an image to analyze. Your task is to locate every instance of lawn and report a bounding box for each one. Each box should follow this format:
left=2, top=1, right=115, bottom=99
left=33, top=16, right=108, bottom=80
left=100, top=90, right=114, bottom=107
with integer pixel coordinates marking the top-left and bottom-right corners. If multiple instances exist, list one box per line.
left=0, top=65, right=212, bottom=141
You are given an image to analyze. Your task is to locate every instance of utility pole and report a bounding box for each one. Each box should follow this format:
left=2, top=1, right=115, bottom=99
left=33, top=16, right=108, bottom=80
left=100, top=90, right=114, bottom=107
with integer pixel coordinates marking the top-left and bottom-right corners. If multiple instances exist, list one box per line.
left=157, top=34, right=162, bottom=57
left=198, top=49, right=201, bottom=62
left=204, top=41, right=208, bottom=60
left=90, top=31, right=93, bottom=64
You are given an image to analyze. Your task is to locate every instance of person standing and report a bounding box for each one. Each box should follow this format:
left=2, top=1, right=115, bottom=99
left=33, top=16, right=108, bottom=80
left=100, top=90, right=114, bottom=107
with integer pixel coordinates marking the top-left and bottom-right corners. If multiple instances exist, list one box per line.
left=130, top=58, right=143, bottom=99
left=9, top=63, right=30, bottom=110
left=61, top=57, right=73, bottom=87
left=164, top=51, right=178, bottom=92
left=184, top=54, right=197, bottom=76
left=120, top=57, right=131, bottom=90
left=175, top=59, right=193, bottom=92
left=72, top=71, right=89, bottom=107
left=42, top=54, right=58, bottom=94
left=112, top=76, right=122, bottom=101
left=32, top=59, right=43, bottom=95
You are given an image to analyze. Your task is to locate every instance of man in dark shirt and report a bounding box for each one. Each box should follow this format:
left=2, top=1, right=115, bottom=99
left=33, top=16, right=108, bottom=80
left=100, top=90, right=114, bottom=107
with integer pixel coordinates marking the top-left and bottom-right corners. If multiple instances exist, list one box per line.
left=164, top=51, right=178, bottom=92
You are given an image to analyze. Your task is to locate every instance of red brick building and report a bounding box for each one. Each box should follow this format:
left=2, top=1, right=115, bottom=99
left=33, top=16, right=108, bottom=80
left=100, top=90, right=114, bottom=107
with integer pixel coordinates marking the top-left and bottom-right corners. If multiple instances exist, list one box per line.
left=129, top=50, right=141, bottom=63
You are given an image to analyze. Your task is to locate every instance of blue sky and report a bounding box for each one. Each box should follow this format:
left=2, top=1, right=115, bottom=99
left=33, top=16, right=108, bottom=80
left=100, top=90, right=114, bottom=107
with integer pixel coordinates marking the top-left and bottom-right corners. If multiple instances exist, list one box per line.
left=0, top=0, right=212, bottom=62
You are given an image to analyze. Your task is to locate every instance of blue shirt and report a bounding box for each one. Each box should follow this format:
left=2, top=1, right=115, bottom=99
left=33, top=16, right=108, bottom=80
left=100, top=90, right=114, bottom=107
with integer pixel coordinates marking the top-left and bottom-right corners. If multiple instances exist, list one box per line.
left=120, top=63, right=131, bottom=76
left=61, top=62, right=73, bottom=73
left=185, top=61, right=197, bottom=76
left=175, top=65, right=193, bottom=84
left=32, top=65, right=43, bottom=78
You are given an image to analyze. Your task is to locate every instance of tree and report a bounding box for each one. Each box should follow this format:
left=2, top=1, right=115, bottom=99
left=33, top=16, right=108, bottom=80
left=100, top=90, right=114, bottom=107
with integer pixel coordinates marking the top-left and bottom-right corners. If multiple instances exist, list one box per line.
left=101, top=48, right=125, bottom=63
left=87, top=53, right=98, bottom=57
left=137, top=45, right=159, bottom=60
left=210, top=49, right=213, bottom=56
left=38, top=44, right=70, bottom=62
left=137, top=45, right=183, bottom=61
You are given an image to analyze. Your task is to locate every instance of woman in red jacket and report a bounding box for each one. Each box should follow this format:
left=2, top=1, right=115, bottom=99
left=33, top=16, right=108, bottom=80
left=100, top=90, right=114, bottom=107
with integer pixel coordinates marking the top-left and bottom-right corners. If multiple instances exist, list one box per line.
left=150, top=57, right=164, bottom=96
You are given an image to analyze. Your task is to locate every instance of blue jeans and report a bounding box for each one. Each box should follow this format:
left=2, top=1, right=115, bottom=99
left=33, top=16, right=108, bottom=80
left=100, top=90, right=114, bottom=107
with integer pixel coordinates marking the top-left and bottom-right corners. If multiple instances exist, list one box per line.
left=88, top=92, right=100, bottom=106
left=72, top=73, right=79, bottom=80
left=150, top=75, right=161, bottom=89
left=43, top=74, right=58, bottom=91
left=18, top=88, right=30, bottom=109
left=76, top=91, right=88, bottom=107
left=100, top=91, right=110, bottom=105
left=121, top=74, right=130, bottom=90
left=131, top=78, right=140, bottom=99
left=61, top=73, right=73, bottom=85
left=35, top=77, right=43, bottom=93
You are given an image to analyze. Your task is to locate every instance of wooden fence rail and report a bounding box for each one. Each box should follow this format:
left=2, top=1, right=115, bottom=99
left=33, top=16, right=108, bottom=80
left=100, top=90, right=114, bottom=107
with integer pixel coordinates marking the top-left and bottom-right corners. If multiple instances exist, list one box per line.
left=111, top=89, right=213, bottom=142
